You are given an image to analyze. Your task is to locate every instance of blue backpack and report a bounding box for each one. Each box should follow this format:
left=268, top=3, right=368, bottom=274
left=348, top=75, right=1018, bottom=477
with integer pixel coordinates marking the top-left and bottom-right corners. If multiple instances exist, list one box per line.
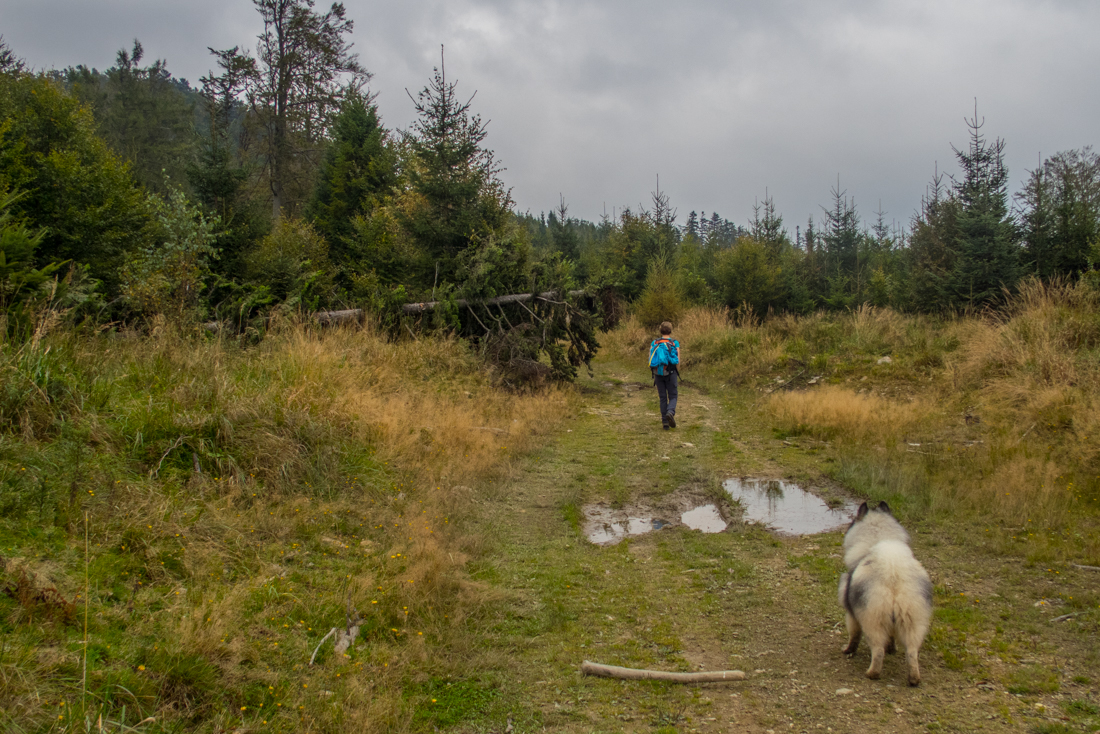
left=649, top=337, right=679, bottom=376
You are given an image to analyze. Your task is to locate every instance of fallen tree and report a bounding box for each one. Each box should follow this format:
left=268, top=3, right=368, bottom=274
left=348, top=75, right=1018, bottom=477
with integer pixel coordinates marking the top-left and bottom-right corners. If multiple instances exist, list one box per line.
left=400, top=290, right=585, bottom=314
left=203, top=286, right=601, bottom=385
left=207, top=290, right=586, bottom=328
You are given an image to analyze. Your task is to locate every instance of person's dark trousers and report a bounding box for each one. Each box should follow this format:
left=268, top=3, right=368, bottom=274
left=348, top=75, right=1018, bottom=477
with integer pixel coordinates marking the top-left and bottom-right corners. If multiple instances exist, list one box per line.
left=655, top=371, right=678, bottom=425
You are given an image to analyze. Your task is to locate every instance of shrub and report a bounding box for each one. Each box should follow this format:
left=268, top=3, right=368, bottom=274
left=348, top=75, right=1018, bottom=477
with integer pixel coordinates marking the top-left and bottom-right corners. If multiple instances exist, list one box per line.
left=120, top=186, right=220, bottom=323
left=244, top=218, right=335, bottom=310
left=634, top=257, right=683, bottom=329
left=714, top=237, right=783, bottom=315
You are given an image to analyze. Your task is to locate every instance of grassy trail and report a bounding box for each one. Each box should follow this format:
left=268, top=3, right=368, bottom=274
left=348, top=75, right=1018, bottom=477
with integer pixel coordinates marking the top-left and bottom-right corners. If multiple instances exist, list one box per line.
left=460, top=358, right=1100, bottom=733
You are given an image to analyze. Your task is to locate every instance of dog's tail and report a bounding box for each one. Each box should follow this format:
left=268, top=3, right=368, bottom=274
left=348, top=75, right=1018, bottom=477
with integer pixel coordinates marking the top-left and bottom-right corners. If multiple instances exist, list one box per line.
left=862, top=565, right=933, bottom=686
left=895, top=590, right=932, bottom=686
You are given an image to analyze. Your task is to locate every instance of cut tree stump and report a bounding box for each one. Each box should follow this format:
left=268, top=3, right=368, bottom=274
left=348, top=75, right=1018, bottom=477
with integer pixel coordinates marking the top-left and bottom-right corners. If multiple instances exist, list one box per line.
left=581, top=660, right=745, bottom=683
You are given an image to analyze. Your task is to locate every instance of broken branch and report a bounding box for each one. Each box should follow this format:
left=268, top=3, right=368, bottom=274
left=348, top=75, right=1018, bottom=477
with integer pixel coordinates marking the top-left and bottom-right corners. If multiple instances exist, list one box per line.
left=581, top=661, right=745, bottom=683
left=309, top=628, right=338, bottom=666
left=1051, top=612, right=1087, bottom=623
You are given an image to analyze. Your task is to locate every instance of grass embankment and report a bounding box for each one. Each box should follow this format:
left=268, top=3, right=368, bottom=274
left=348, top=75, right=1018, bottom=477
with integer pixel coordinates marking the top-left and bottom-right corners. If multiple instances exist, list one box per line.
left=0, top=321, right=572, bottom=732
left=608, top=279, right=1100, bottom=554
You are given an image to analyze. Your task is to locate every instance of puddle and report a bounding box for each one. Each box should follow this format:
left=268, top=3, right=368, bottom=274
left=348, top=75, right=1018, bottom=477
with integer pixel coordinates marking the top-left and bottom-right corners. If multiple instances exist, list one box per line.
left=583, top=506, right=668, bottom=545
left=680, top=504, right=727, bottom=533
left=583, top=480, right=855, bottom=545
left=723, top=477, right=857, bottom=536
left=583, top=491, right=718, bottom=545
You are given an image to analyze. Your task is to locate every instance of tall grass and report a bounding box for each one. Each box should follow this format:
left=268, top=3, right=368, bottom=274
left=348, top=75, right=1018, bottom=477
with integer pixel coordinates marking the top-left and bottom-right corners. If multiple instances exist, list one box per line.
left=769, top=385, right=933, bottom=444
left=623, top=285, right=1099, bottom=543
left=0, top=320, right=573, bottom=732
left=601, top=307, right=786, bottom=376
left=767, top=283, right=1098, bottom=537
left=603, top=303, right=967, bottom=386
left=942, top=278, right=1100, bottom=530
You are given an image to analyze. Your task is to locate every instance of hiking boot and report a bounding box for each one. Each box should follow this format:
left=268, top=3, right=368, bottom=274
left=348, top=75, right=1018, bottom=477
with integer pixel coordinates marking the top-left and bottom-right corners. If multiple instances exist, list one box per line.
left=662, top=419, right=670, bottom=430
left=666, top=412, right=676, bottom=428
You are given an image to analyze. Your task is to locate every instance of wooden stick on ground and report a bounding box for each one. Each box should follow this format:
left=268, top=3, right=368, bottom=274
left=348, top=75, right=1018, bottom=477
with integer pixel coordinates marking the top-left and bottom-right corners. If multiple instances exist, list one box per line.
left=581, top=661, right=745, bottom=683
left=309, top=628, right=337, bottom=666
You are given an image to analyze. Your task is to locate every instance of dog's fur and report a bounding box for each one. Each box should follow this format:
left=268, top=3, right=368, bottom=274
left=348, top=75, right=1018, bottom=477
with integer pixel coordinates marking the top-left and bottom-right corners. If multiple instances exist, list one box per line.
left=838, top=501, right=932, bottom=686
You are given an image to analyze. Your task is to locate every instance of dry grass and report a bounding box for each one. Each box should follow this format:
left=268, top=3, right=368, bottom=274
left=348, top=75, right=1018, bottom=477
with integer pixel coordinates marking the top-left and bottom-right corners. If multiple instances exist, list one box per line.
left=601, top=307, right=787, bottom=378
left=0, top=321, right=574, bottom=732
left=598, top=312, right=650, bottom=359
left=641, top=286, right=1100, bottom=535
left=768, top=385, right=934, bottom=444
left=933, top=279, right=1100, bottom=526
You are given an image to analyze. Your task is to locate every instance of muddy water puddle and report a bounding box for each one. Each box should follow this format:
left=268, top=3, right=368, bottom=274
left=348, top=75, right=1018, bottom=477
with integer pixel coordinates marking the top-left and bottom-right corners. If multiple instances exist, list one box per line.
left=723, top=477, right=858, bottom=536
left=582, top=493, right=717, bottom=545
left=583, top=478, right=856, bottom=545
left=679, top=504, right=727, bottom=533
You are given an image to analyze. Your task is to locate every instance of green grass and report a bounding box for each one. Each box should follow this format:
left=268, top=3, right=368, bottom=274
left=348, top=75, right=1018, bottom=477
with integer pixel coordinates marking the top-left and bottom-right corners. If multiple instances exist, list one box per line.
left=786, top=550, right=842, bottom=585
left=409, top=678, right=502, bottom=728
left=1007, top=666, right=1062, bottom=695
left=0, top=324, right=574, bottom=733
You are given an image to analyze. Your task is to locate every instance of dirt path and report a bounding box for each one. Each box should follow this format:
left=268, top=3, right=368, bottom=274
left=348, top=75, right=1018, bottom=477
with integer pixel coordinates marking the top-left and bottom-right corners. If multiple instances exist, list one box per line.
left=471, top=367, right=1099, bottom=733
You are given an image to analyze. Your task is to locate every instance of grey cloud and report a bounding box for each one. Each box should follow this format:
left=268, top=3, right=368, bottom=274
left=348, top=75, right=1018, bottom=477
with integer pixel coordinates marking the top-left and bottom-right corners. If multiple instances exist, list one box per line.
left=3, top=0, right=1098, bottom=229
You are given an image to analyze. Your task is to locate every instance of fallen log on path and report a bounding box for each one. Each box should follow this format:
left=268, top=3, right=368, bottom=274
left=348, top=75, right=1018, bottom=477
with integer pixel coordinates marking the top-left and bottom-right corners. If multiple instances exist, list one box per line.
left=581, top=660, right=745, bottom=683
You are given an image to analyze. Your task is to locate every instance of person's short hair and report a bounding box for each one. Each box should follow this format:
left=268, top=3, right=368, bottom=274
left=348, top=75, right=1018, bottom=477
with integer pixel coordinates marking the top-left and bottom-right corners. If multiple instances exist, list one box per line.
left=659, top=321, right=673, bottom=335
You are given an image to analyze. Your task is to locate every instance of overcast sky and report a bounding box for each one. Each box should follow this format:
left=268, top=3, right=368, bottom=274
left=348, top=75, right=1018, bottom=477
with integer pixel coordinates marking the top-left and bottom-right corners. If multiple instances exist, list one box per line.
left=3, top=0, right=1098, bottom=232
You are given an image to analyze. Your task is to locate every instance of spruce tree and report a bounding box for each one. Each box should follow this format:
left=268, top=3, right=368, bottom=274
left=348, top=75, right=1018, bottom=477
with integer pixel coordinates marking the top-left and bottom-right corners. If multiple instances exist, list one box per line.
left=0, top=71, right=152, bottom=294
left=906, top=169, right=959, bottom=312
left=63, top=41, right=197, bottom=195
left=820, top=183, right=861, bottom=305
left=708, top=212, right=721, bottom=242
left=750, top=193, right=789, bottom=253
left=0, top=36, right=25, bottom=74
left=1018, top=148, right=1100, bottom=279
left=1017, top=162, right=1055, bottom=278
left=0, top=191, right=62, bottom=316
left=306, top=91, right=396, bottom=267
left=402, top=51, right=510, bottom=286
left=685, top=210, right=699, bottom=240
left=190, top=48, right=267, bottom=279
left=949, top=109, right=1019, bottom=307
left=548, top=195, right=581, bottom=263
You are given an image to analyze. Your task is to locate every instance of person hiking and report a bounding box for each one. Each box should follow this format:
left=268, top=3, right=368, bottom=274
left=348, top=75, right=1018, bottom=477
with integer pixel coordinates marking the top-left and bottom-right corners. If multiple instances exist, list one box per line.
left=649, top=321, right=681, bottom=430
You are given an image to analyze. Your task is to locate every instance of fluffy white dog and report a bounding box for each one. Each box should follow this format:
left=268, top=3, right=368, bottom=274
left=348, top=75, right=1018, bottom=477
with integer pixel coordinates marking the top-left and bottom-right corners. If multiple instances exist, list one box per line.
left=837, top=501, right=932, bottom=686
